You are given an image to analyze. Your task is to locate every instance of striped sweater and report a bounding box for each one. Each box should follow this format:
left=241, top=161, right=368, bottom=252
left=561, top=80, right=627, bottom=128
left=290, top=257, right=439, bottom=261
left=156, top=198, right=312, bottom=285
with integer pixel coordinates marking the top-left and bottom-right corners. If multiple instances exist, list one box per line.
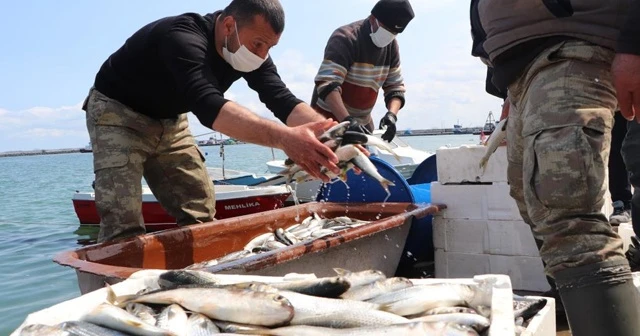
left=311, top=19, right=406, bottom=128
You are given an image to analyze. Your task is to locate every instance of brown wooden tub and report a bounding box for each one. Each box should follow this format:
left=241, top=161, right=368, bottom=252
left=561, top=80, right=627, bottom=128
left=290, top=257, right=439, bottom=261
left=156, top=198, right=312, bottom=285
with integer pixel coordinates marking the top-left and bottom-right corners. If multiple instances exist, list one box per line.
left=54, top=202, right=444, bottom=294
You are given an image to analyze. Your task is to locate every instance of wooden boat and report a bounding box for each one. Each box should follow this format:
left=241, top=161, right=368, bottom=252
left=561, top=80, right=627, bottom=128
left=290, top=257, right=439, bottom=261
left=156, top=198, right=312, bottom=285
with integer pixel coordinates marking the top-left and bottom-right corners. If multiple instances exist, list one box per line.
left=54, top=202, right=444, bottom=295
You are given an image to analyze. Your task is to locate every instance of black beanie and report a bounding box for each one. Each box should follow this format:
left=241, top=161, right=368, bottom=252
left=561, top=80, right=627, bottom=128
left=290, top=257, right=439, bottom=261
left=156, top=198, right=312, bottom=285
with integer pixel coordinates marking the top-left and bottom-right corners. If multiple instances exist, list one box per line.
left=370, top=0, right=415, bottom=34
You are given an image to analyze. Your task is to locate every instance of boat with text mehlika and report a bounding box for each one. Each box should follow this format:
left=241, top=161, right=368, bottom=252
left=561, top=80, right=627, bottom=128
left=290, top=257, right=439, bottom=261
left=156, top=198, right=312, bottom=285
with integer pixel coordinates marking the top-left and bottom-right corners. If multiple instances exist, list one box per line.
left=72, top=167, right=290, bottom=231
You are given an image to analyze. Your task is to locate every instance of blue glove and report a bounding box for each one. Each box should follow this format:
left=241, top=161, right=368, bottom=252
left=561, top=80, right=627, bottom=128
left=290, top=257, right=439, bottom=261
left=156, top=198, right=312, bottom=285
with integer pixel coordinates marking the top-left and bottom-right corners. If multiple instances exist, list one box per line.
left=379, top=112, right=397, bottom=142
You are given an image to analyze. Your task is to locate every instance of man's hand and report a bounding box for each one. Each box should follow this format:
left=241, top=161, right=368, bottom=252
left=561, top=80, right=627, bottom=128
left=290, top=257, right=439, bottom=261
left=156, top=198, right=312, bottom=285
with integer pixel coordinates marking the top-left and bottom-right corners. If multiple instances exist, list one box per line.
left=379, top=112, right=397, bottom=142
left=343, top=116, right=371, bottom=134
left=277, top=120, right=340, bottom=182
left=500, top=97, right=510, bottom=121
left=613, top=53, right=640, bottom=122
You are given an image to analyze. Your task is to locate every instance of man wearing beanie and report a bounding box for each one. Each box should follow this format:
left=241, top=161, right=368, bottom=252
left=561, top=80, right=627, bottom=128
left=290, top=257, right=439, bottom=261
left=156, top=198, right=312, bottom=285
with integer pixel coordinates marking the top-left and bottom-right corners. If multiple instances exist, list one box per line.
left=310, top=0, right=414, bottom=142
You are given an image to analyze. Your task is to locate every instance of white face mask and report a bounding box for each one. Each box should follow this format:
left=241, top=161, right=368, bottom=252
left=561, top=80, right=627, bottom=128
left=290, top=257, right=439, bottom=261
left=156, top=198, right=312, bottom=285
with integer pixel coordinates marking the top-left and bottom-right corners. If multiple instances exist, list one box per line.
left=370, top=19, right=396, bottom=48
left=222, top=22, right=268, bottom=72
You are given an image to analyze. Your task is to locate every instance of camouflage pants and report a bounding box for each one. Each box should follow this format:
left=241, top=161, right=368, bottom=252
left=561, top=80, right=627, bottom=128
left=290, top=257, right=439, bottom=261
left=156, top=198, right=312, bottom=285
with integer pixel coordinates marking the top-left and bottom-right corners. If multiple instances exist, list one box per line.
left=83, top=88, right=216, bottom=243
left=506, top=40, right=626, bottom=276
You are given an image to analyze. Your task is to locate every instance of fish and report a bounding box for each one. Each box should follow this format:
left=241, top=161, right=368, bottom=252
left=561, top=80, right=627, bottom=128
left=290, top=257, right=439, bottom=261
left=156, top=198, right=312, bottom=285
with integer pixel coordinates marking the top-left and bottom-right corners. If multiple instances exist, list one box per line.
left=410, top=313, right=491, bottom=333
left=58, top=321, right=131, bottom=336
left=341, top=131, right=402, bottom=162
left=238, top=321, right=478, bottom=336
left=420, top=306, right=478, bottom=316
left=369, top=284, right=477, bottom=317
left=186, top=313, right=220, bottom=336
left=274, top=228, right=296, bottom=246
left=125, top=303, right=157, bottom=326
left=340, top=277, right=413, bottom=301
left=213, top=321, right=270, bottom=334
left=158, top=270, right=219, bottom=289
left=318, top=121, right=352, bottom=142
left=80, top=303, right=176, bottom=336
left=479, top=117, right=508, bottom=172
left=155, top=304, right=188, bottom=335
left=333, top=268, right=387, bottom=288
left=278, top=290, right=390, bottom=327
left=513, top=296, right=547, bottom=321
left=346, top=145, right=396, bottom=192
left=117, top=287, right=294, bottom=327
left=19, top=324, right=70, bottom=336
left=269, top=276, right=351, bottom=298
left=243, top=232, right=275, bottom=251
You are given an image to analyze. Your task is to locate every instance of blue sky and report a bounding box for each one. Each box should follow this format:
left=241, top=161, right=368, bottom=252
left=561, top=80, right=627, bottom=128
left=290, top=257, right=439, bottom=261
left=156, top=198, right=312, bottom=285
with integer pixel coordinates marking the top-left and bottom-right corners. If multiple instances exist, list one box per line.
left=0, top=0, right=502, bottom=152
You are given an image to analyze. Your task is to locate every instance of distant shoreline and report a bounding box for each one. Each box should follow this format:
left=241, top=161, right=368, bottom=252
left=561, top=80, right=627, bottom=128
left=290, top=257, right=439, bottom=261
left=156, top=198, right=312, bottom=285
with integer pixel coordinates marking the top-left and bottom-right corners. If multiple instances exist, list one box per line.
left=0, top=148, right=90, bottom=158
left=0, top=129, right=483, bottom=158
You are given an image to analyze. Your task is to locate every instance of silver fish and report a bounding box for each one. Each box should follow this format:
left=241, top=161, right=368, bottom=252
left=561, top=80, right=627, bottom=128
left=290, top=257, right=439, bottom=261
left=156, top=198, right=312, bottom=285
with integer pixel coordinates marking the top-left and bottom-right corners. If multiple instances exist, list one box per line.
left=421, top=306, right=478, bottom=316
left=120, top=287, right=294, bottom=327
left=125, top=303, right=157, bottom=326
left=240, top=321, right=477, bottom=335
left=274, top=228, right=295, bottom=246
left=318, top=121, right=351, bottom=142
left=479, top=117, right=508, bottom=172
left=19, top=324, right=69, bottom=336
left=80, top=303, right=175, bottom=336
left=155, top=304, right=188, bottom=335
left=59, top=321, right=131, bottom=336
left=186, top=313, right=220, bottom=336
left=370, top=284, right=476, bottom=317
left=277, top=290, right=397, bottom=327
left=159, top=270, right=220, bottom=289
left=340, top=277, right=413, bottom=301
left=216, top=250, right=253, bottom=263
left=269, top=276, right=351, bottom=298
left=349, top=146, right=395, bottom=192
left=310, top=229, right=336, bottom=238
left=347, top=132, right=401, bottom=163
left=411, top=313, right=491, bottom=333
left=213, top=321, right=270, bottom=334
left=333, top=268, right=386, bottom=288
left=243, top=232, right=275, bottom=251
left=266, top=240, right=288, bottom=250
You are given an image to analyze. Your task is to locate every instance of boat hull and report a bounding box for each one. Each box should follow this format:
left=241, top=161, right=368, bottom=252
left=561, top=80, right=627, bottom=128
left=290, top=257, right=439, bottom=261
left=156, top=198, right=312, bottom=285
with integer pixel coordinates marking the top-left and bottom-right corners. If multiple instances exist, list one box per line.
left=54, top=202, right=444, bottom=294
left=72, top=185, right=291, bottom=231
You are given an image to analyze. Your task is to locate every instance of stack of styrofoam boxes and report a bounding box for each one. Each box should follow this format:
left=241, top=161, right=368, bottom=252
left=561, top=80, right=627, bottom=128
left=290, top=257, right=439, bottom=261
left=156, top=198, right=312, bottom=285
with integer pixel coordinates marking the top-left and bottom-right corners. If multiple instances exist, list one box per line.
left=432, top=144, right=613, bottom=292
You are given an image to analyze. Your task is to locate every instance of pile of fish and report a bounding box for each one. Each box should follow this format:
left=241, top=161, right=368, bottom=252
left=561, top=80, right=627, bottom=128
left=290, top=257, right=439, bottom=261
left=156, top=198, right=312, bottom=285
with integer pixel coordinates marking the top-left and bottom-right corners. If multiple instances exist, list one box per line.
left=19, top=268, right=548, bottom=336
left=278, top=121, right=399, bottom=193
left=185, top=213, right=371, bottom=270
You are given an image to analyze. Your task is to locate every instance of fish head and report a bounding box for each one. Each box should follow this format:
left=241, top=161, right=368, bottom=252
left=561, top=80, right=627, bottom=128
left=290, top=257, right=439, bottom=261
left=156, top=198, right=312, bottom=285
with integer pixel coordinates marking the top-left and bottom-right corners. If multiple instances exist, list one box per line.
left=341, top=131, right=369, bottom=145
left=319, top=121, right=351, bottom=142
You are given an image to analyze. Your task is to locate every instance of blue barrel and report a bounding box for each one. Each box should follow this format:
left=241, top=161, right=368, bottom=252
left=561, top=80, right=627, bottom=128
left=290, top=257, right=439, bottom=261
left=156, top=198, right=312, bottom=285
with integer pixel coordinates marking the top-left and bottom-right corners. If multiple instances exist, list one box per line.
left=316, top=155, right=438, bottom=267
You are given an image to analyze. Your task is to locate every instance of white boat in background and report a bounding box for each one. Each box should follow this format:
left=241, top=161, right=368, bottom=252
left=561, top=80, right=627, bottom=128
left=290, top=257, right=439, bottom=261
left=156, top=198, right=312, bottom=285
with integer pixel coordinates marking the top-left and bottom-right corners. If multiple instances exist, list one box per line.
left=265, top=130, right=433, bottom=202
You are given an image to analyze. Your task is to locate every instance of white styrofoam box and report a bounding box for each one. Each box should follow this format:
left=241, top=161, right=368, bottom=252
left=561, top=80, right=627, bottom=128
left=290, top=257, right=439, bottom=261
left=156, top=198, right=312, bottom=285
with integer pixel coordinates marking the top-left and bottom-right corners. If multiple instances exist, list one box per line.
left=520, top=296, right=556, bottom=336
left=433, top=217, right=540, bottom=257
left=432, top=181, right=615, bottom=221
left=436, top=144, right=508, bottom=184
left=619, top=223, right=634, bottom=253
left=435, top=249, right=551, bottom=292
left=431, top=182, right=522, bottom=221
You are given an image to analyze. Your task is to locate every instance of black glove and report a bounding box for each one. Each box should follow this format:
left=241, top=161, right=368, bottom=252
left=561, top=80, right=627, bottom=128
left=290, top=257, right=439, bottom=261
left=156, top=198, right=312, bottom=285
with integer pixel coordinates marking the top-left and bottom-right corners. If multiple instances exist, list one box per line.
left=379, top=112, right=397, bottom=142
left=343, top=116, right=371, bottom=134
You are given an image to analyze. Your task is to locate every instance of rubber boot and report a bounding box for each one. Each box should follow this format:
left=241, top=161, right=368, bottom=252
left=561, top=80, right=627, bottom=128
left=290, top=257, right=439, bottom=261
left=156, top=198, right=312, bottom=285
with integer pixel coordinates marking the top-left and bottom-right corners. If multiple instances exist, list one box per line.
left=534, top=238, right=565, bottom=315
left=555, top=260, right=640, bottom=336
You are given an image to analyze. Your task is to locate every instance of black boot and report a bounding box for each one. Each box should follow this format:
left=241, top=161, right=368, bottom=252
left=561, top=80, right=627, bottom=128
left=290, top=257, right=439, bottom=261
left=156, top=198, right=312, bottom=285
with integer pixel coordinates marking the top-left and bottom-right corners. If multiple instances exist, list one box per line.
left=555, top=260, right=640, bottom=336
left=626, top=236, right=640, bottom=272
left=535, top=239, right=565, bottom=315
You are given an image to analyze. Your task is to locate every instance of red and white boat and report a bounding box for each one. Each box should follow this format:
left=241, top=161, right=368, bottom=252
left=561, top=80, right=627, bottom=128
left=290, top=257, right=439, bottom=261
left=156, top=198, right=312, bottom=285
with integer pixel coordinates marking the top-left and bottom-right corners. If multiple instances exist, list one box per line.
left=72, top=184, right=291, bottom=231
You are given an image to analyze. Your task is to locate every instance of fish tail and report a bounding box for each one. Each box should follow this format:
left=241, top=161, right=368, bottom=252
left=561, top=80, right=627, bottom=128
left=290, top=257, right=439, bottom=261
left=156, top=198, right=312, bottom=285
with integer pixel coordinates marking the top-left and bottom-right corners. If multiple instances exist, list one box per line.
left=379, top=178, right=395, bottom=192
